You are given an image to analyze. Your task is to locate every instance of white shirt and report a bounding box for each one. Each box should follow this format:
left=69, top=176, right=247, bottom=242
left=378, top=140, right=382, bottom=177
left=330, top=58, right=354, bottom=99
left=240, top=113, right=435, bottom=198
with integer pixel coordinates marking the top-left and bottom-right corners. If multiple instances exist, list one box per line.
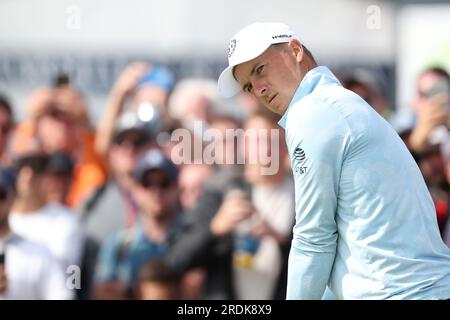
left=279, top=66, right=450, bottom=300
left=252, top=177, right=295, bottom=236
left=9, top=203, right=84, bottom=269
left=0, top=232, right=73, bottom=300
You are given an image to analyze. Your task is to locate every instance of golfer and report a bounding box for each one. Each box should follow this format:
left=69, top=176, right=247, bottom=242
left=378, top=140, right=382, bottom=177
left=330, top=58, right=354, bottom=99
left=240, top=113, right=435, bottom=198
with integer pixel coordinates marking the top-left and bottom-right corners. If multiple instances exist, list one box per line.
left=218, top=22, right=450, bottom=299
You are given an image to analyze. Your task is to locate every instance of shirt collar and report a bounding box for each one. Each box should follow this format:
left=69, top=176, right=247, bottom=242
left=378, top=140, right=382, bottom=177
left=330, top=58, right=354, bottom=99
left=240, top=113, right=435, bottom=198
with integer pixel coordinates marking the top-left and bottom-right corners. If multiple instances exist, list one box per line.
left=278, top=66, right=341, bottom=128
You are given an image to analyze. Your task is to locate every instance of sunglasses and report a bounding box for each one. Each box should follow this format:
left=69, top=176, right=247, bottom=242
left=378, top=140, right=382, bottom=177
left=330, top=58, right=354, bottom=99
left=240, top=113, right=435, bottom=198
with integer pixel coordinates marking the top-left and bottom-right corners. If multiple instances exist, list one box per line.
left=141, top=178, right=173, bottom=190
left=114, top=134, right=149, bottom=149
left=15, top=155, right=49, bottom=174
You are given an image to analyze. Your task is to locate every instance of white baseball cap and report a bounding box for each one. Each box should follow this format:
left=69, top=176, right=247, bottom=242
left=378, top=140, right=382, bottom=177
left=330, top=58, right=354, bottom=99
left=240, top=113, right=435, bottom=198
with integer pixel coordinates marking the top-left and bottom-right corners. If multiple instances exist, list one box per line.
left=217, top=22, right=300, bottom=98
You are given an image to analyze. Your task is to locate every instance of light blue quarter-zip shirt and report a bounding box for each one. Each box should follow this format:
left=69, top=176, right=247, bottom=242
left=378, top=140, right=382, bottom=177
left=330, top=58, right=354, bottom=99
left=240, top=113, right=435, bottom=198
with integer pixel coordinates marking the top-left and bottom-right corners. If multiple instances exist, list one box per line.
left=279, top=66, right=450, bottom=300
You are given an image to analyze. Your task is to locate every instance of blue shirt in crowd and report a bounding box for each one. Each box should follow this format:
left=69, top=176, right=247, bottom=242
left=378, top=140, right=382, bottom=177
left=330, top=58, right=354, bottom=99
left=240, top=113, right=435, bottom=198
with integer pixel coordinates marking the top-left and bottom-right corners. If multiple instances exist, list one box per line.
left=95, top=213, right=182, bottom=283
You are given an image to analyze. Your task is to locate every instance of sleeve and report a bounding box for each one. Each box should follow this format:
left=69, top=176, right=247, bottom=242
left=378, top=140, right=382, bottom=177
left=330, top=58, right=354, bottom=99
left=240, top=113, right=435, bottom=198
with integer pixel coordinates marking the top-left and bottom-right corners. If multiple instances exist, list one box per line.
left=285, top=97, right=352, bottom=300
left=164, top=190, right=227, bottom=272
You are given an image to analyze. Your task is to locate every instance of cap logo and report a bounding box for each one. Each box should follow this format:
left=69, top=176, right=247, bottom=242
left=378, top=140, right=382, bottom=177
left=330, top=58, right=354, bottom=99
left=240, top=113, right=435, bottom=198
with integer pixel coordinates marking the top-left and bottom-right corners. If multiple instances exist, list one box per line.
left=228, top=39, right=237, bottom=58
left=272, top=34, right=292, bottom=40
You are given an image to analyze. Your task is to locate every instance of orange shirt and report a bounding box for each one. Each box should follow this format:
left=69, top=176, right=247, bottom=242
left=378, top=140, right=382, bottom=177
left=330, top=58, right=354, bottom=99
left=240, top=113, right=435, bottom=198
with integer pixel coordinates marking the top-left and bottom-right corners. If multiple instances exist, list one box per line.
left=12, top=121, right=108, bottom=208
left=66, top=129, right=107, bottom=207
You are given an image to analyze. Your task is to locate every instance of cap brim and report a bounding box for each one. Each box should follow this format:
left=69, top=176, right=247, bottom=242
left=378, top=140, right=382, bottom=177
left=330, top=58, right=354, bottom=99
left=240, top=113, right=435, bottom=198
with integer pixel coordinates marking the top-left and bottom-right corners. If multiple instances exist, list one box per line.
left=218, top=65, right=243, bottom=98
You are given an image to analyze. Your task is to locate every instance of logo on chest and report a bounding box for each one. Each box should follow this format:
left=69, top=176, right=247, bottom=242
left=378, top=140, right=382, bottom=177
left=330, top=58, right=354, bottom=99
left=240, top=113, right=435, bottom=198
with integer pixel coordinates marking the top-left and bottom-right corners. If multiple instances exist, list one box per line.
left=293, top=147, right=308, bottom=175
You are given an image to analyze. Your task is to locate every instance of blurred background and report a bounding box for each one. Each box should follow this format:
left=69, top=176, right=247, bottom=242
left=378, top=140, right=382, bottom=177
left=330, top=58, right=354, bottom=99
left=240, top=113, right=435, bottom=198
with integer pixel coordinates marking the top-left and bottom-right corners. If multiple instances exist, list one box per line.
left=0, top=0, right=447, bottom=122
left=1, top=0, right=450, bottom=301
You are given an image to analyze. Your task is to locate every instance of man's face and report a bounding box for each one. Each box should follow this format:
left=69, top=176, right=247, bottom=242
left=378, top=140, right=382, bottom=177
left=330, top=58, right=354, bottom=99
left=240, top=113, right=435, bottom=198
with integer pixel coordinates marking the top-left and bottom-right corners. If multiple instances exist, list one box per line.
left=233, top=42, right=302, bottom=115
left=178, top=164, right=213, bottom=211
left=134, top=170, right=178, bottom=219
left=35, top=111, right=76, bottom=153
left=413, top=71, right=450, bottom=112
left=109, top=130, right=151, bottom=176
left=417, top=72, right=443, bottom=99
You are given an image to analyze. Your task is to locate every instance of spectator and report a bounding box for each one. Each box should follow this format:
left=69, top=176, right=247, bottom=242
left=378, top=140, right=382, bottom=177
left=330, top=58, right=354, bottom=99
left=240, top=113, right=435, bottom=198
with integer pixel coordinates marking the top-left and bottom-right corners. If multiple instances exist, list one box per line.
left=177, top=163, right=215, bottom=299
left=78, top=107, right=161, bottom=299
left=164, top=114, right=246, bottom=300
left=164, top=112, right=293, bottom=300
left=178, top=164, right=214, bottom=212
left=407, top=67, right=450, bottom=235
left=343, top=68, right=393, bottom=122
left=95, top=63, right=175, bottom=159
left=12, top=86, right=107, bottom=208
left=209, top=115, right=243, bottom=168
left=8, top=148, right=84, bottom=271
left=408, top=67, right=450, bottom=154
left=233, top=111, right=294, bottom=300
left=93, top=149, right=182, bottom=300
left=0, top=165, right=73, bottom=299
left=168, top=78, right=219, bottom=131
left=80, top=110, right=157, bottom=244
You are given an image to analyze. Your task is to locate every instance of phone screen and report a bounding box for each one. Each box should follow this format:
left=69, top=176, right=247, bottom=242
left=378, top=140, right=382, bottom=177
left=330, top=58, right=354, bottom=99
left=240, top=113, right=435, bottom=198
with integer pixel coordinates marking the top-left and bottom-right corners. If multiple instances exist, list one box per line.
left=425, top=78, right=450, bottom=130
left=425, top=78, right=450, bottom=100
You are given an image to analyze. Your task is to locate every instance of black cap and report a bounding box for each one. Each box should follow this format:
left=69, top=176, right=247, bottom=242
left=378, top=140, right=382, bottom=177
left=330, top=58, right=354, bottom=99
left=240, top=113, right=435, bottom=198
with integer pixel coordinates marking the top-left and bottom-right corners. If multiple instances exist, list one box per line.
left=133, top=149, right=178, bottom=182
left=46, top=152, right=74, bottom=175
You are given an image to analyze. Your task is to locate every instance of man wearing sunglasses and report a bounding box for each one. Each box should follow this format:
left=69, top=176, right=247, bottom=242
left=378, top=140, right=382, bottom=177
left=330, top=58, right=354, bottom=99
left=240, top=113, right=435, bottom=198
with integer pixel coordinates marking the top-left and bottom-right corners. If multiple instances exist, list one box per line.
left=80, top=111, right=156, bottom=246
left=78, top=110, right=158, bottom=299
left=93, top=148, right=182, bottom=300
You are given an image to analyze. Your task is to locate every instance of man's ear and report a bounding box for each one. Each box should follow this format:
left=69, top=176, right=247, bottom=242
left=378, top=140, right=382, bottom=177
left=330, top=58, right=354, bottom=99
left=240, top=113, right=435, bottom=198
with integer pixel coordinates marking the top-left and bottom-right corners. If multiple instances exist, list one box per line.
left=288, top=39, right=304, bottom=63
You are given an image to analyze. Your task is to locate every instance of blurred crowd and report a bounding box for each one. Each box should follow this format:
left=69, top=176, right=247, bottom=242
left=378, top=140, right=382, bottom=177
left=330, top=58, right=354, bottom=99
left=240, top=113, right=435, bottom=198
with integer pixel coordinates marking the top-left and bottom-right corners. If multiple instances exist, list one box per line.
left=0, top=60, right=450, bottom=300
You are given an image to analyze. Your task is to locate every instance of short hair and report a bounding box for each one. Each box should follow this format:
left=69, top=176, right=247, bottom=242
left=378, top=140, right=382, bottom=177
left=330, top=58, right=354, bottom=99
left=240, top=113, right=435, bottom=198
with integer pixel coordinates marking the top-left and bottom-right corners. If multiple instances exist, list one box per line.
left=421, top=67, right=450, bottom=82
left=273, top=43, right=317, bottom=64
left=138, top=260, right=181, bottom=284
